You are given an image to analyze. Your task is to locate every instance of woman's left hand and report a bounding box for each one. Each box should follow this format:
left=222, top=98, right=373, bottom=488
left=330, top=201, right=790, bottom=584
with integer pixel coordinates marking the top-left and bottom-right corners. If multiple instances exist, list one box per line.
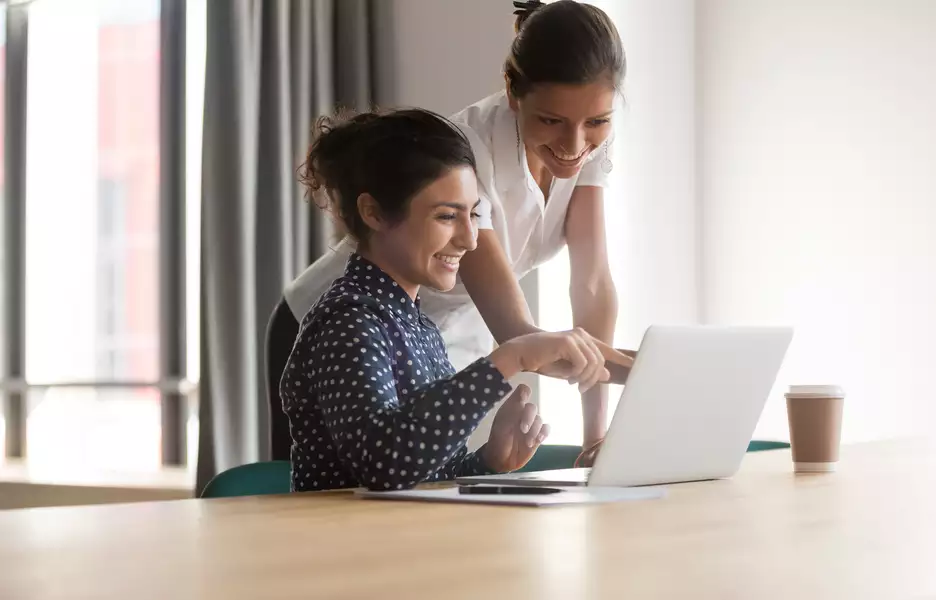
left=481, top=384, right=550, bottom=473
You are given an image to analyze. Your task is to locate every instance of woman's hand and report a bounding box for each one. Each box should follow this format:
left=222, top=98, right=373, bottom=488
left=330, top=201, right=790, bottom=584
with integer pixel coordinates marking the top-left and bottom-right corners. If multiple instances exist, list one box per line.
left=537, top=341, right=636, bottom=385
left=481, top=385, right=550, bottom=473
left=490, top=327, right=610, bottom=392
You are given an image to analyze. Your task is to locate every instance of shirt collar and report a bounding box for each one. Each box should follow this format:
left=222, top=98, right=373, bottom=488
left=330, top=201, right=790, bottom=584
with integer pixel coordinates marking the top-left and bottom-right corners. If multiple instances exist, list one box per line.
left=491, top=93, right=540, bottom=196
left=344, top=253, right=422, bottom=321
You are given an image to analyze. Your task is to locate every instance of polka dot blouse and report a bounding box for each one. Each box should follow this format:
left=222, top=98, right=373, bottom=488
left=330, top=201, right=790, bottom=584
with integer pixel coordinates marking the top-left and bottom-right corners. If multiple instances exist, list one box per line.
left=280, top=253, right=513, bottom=492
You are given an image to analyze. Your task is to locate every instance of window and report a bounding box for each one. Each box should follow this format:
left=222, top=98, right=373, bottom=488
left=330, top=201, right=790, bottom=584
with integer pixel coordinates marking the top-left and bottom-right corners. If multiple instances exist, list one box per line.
left=2, top=0, right=206, bottom=476
left=25, top=0, right=161, bottom=384
left=22, top=0, right=161, bottom=472
left=95, top=179, right=130, bottom=379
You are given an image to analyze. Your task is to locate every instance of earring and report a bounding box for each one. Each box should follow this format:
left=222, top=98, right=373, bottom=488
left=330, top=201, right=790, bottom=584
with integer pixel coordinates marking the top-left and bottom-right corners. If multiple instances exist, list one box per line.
left=601, top=142, right=613, bottom=174
left=515, top=121, right=524, bottom=164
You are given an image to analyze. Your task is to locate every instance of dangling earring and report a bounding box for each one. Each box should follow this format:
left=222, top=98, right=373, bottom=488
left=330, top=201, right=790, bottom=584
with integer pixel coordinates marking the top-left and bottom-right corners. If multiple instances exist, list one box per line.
left=601, top=142, right=613, bottom=174
left=515, top=120, right=526, bottom=166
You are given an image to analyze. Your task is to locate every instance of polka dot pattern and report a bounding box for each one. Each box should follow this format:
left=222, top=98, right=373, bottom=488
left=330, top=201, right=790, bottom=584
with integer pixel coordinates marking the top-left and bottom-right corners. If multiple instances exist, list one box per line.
left=280, top=253, right=512, bottom=492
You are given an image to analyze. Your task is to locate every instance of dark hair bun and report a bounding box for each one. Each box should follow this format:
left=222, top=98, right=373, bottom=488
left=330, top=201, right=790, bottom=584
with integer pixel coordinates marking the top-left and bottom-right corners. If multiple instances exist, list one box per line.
left=506, top=1, right=625, bottom=97
left=299, top=108, right=476, bottom=244
left=513, top=0, right=545, bottom=33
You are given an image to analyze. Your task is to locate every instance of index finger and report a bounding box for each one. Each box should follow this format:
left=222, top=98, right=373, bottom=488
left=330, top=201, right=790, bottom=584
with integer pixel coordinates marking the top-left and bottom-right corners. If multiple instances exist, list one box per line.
left=562, top=337, right=589, bottom=382
left=597, top=342, right=635, bottom=367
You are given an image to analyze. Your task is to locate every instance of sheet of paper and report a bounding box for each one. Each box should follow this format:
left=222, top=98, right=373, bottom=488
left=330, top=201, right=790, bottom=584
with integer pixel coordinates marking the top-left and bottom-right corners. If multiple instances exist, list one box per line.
left=355, top=485, right=665, bottom=507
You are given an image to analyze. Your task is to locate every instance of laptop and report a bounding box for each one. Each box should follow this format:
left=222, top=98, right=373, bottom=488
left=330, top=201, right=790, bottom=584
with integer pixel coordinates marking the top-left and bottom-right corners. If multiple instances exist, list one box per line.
left=457, top=325, right=793, bottom=488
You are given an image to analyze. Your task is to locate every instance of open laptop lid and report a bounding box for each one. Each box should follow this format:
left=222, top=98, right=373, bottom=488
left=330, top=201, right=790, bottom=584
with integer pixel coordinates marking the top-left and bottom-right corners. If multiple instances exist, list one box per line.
left=588, top=325, right=792, bottom=487
left=458, top=325, right=792, bottom=488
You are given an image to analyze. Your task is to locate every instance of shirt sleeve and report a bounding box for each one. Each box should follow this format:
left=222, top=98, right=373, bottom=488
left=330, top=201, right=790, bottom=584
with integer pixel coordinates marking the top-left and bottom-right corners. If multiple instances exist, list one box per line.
left=297, top=302, right=513, bottom=491
left=476, top=193, right=495, bottom=231
left=454, top=122, right=497, bottom=231
left=426, top=444, right=499, bottom=482
left=283, top=236, right=356, bottom=321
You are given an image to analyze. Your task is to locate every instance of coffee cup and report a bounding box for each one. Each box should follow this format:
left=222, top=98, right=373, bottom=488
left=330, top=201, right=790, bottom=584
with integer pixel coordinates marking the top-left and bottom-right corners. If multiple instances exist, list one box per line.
left=785, top=385, right=845, bottom=473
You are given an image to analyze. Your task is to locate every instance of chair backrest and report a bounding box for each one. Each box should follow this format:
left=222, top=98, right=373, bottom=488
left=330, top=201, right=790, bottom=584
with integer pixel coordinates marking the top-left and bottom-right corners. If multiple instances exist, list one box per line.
left=200, top=461, right=292, bottom=498
left=265, top=298, right=299, bottom=461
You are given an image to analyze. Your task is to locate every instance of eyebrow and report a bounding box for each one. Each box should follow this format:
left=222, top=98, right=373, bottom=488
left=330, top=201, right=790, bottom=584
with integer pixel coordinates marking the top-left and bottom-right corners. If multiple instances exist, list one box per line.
left=434, top=199, right=482, bottom=210
left=538, top=109, right=615, bottom=120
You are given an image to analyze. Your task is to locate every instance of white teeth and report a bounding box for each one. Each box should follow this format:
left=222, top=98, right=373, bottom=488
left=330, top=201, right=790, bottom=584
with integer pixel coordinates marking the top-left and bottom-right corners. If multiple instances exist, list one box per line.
left=549, top=146, right=590, bottom=162
left=434, top=255, right=461, bottom=265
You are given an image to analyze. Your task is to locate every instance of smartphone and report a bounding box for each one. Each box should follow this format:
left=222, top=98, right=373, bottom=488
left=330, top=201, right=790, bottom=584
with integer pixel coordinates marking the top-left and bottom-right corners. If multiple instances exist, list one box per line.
left=457, top=485, right=563, bottom=495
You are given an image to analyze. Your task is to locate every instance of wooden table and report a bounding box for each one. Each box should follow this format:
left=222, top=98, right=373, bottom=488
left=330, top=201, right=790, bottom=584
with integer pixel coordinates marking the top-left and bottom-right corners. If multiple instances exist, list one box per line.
left=1, top=438, right=935, bottom=599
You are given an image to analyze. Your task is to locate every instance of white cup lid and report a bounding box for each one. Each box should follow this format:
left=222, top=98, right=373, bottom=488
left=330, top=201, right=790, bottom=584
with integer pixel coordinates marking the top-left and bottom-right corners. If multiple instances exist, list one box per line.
left=786, top=385, right=845, bottom=398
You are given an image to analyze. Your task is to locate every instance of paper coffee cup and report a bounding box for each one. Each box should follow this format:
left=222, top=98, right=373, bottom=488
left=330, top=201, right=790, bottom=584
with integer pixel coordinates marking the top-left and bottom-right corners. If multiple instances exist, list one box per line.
left=785, top=385, right=845, bottom=473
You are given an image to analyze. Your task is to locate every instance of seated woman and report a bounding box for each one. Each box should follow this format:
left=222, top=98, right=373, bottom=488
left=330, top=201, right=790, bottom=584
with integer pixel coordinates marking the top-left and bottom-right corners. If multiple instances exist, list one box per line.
left=280, top=108, right=609, bottom=492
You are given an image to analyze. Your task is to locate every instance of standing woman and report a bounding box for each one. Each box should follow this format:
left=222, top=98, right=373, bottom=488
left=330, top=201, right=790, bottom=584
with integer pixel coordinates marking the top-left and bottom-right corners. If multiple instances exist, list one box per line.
left=278, top=0, right=628, bottom=457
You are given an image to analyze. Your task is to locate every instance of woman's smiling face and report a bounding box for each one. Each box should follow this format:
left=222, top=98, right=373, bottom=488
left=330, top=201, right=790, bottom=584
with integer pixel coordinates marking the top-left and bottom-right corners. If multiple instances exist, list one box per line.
left=510, top=80, right=616, bottom=179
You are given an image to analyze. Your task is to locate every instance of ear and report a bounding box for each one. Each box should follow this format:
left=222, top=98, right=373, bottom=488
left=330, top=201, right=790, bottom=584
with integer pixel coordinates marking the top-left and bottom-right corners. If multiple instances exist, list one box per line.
left=356, top=193, right=384, bottom=233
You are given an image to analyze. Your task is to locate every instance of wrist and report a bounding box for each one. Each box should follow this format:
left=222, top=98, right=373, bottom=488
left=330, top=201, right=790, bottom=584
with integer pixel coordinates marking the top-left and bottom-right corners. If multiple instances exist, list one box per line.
left=489, top=344, right=521, bottom=380
left=478, top=443, right=499, bottom=473
left=581, top=386, right=608, bottom=443
left=495, top=321, right=542, bottom=345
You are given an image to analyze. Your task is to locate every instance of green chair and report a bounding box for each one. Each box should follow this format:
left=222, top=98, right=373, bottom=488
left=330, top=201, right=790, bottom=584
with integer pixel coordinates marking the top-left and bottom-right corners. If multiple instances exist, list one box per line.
left=515, top=444, right=582, bottom=472
left=516, top=440, right=791, bottom=473
left=200, top=460, right=292, bottom=498
left=746, top=440, right=790, bottom=452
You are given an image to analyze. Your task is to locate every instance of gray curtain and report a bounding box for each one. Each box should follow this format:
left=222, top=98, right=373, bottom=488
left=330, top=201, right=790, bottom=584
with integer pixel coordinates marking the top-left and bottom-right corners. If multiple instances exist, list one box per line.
left=197, top=0, right=379, bottom=492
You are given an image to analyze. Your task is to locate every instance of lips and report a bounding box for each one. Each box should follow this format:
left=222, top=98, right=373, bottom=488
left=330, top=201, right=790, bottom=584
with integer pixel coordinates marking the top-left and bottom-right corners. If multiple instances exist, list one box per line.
left=546, top=144, right=592, bottom=165
left=433, top=253, right=462, bottom=272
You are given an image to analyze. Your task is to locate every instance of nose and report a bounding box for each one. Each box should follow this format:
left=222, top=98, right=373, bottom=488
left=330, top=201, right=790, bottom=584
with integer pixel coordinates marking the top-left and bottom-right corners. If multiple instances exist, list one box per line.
left=452, top=211, right=478, bottom=252
left=558, top=124, right=588, bottom=155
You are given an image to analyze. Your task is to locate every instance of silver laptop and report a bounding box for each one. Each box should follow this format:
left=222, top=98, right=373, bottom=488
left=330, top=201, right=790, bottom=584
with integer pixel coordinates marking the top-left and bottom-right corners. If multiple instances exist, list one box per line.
left=457, top=325, right=793, bottom=488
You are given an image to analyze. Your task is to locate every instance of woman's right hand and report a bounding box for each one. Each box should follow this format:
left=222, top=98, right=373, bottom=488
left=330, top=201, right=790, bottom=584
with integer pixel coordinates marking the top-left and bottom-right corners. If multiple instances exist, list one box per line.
left=538, top=343, right=635, bottom=385
left=489, top=327, right=610, bottom=392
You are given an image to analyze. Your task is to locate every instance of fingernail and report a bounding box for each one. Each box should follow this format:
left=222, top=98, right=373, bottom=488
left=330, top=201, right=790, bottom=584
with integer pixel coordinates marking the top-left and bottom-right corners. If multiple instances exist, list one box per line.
left=521, top=423, right=530, bottom=434
left=527, top=438, right=536, bottom=448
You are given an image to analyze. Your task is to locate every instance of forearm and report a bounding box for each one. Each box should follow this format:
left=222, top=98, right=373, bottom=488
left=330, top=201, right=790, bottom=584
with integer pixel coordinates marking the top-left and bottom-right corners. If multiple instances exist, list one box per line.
left=324, top=356, right=512, bottom=490
left=458, top=229, right=540, bottom=344
left=571, top=281, right=618, bottom=444
left=428, top=445, right=498, bottom=482
left=477, top=290, right=539, bottom=344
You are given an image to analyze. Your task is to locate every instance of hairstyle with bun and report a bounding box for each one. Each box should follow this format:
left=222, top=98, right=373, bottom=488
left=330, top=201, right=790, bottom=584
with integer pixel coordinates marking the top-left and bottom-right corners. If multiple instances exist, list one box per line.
left=299, top=108, right=477, bottom=245
left=506, top=0, right=625, bottom=98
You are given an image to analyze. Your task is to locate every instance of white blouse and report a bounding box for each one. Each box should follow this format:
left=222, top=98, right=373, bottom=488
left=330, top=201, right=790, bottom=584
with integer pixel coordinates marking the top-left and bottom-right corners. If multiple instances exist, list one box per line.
left=285, top=90, right=610, bottom=370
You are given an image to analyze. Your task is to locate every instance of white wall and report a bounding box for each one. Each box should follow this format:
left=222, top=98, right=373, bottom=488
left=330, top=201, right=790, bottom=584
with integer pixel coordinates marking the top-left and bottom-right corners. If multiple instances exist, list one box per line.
left=698, top=0, right=936, bottom=442
left=373, top=0, right=516, bottom=116
left=600, top=0, right=699, bottom=343
left=538, top=0, right=700, bottom=443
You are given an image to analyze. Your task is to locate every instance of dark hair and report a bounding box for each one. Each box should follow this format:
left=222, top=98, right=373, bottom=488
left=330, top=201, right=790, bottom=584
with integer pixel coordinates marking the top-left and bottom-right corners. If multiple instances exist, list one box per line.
left=507, top=0, right=625, bottom=98
left=300, top=109, right=477, bottom=244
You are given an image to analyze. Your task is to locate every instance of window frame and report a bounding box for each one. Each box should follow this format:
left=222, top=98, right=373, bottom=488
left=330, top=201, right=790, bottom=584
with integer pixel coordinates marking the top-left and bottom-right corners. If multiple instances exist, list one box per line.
left=1, top=0, right=193, bottom=468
